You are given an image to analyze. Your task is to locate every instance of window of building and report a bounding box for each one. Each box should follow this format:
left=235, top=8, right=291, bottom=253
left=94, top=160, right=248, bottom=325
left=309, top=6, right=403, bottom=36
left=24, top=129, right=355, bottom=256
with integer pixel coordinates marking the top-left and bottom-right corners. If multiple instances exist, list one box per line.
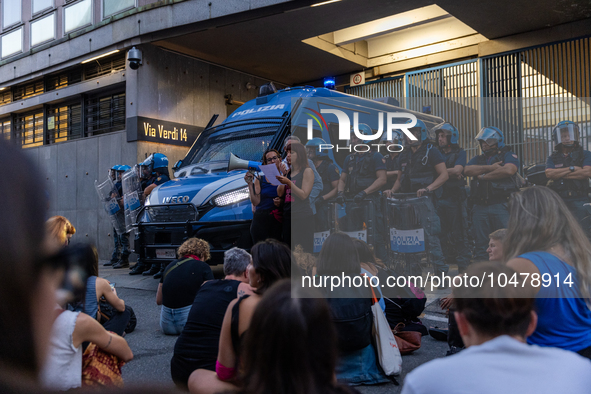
left=31, top=13, right=55, bottom=47
left=2, top=27, right=23, bottom=58
left=83, top=53, right=126, bottom=79
left=64, top=0, right=92, bottom=34
left=33, top=0, right=54, bottom=15
left=15, top=112, right=44, bottom=148
left=47, top=104, right=82, bottom=143
left=85, top=92, right=125, bottom=136
left=103, top=0, right=135, bottom=18
left=46, top=68, right=82, bottom=91
left=0, top=89, right=12, bottom=105
left=14, top=80, right=44, bottom=101
left=2, top=1, right=21, bottom=29
left=0, top=119, right=11, bottom=140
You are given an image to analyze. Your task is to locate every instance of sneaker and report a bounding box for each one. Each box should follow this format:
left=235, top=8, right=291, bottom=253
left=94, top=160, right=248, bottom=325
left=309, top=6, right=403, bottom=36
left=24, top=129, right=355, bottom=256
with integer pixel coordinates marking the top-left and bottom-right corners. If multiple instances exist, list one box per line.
left=113, top=260, right=130, bottom=269
left=142, top=264, right=160, bottom=276
left=129, top=263, right=149, bottom=275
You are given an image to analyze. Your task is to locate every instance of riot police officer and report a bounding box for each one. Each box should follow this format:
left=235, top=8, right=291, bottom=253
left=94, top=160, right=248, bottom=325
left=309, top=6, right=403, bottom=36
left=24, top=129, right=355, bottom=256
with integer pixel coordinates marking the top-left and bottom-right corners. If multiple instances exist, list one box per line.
left=464, top=127, right=520, bottom=261
left=433, top=123, right=471, bottom=273
left=385, top=120, right=450, bottom=277
left=545, top=121, right=591, bottom=237
left=336, top=124, right=387, bottom=261
left=105, top=164, right=124, bottom=267
left=306, top=138, right=340, bottom=231
left=129, top=153, right=171, bottom=277
left=112, top=165, right=132, bottom=269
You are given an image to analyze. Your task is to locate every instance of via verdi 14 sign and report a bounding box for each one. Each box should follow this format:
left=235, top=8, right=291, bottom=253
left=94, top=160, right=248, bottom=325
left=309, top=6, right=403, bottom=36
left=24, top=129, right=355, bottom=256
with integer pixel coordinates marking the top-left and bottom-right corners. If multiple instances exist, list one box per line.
left=127, top=116, right=203, bottom=147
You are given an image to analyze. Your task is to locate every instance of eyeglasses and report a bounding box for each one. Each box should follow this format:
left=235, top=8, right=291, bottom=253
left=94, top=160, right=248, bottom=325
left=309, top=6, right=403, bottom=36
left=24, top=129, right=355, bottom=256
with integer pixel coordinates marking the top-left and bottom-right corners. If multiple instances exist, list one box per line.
left=266, top=156, right=279, bottom=162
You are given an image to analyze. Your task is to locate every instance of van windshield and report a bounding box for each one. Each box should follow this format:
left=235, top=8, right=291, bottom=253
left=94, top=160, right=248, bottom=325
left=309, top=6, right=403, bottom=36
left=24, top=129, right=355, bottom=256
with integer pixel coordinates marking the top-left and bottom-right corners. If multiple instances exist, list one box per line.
left=188, top=120, right=280, bottom=165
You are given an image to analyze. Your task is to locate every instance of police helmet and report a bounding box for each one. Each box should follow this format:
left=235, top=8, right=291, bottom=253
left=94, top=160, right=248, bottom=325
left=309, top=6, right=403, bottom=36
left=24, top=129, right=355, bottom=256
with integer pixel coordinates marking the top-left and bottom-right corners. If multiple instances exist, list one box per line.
left=142, top=153, right=169, bottom=175
left=349, top=123, right=377, bottom=145
left=552, top=121, right=579, bottom=146
left=110, top=164, right=121, bottom=180
left=406, top=119, right=432, bottom=147
left=382, top=129, right=405, bottom=148
left=475, top=126, right=505, bottom=149
left=305, top=137, right=329, bottom=159
left=118, top=165, right=131, bottom=172
left=432, top=122, right=459, bottom=145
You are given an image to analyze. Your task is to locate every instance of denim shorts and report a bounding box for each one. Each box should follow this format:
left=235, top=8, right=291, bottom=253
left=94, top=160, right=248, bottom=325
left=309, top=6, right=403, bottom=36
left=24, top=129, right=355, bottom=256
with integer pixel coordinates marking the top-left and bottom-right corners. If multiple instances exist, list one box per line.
left=160, top=305, right=192, bottom=335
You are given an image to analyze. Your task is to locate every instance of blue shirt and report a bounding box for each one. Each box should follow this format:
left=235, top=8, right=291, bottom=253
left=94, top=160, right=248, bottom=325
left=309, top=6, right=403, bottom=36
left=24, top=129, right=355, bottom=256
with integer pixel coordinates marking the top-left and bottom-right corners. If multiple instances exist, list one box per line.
left=443, top=149, right=466, bottom=167
left=518, top=251, right=591, bottom=351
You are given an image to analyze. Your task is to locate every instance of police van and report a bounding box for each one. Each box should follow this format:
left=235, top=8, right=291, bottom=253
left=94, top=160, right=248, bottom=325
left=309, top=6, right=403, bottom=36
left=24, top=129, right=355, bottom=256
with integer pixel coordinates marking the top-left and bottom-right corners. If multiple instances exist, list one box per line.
left=136, top=85, right=443, bottom=265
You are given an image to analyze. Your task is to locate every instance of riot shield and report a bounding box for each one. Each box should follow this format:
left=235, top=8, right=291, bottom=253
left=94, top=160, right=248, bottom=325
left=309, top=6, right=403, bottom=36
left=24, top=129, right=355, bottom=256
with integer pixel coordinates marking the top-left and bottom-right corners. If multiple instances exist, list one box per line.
left=95, top=176, right=126, bottom=235
left=122, top=165, right=144, bottom=233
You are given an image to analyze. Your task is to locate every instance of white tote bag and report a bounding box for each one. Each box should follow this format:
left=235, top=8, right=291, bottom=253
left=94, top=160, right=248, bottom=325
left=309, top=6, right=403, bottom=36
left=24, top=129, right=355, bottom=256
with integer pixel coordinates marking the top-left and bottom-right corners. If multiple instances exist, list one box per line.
left=370, top=287, right=402, bottom=376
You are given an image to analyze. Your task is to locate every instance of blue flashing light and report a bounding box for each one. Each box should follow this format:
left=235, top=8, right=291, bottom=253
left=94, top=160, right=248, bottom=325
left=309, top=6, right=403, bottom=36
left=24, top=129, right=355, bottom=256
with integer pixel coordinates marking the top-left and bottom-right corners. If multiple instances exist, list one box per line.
left=324, top=77, right=336, bottom=90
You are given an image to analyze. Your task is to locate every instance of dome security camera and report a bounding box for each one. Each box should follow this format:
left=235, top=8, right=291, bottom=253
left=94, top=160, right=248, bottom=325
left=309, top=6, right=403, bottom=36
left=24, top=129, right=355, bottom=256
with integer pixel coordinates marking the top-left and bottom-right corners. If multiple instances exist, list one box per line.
left=127, top=47, right=142, bottom=70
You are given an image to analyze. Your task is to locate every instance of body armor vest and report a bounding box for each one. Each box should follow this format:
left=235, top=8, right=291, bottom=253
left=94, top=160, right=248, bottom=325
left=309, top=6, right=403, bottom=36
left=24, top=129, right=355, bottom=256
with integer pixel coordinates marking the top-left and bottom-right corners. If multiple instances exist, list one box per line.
left=346, top=153, right=377, bottom=195
left=547, top=146, right=588, bottom=197
left=399, top=143, right=442, bottom=198
left=470, top=146, right=519, bottom=201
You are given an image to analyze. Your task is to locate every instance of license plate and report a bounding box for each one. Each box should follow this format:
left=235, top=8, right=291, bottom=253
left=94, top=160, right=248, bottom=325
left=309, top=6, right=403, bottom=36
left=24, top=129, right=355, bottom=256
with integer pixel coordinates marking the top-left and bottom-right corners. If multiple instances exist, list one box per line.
left=156, top=249, right=176, bottom=259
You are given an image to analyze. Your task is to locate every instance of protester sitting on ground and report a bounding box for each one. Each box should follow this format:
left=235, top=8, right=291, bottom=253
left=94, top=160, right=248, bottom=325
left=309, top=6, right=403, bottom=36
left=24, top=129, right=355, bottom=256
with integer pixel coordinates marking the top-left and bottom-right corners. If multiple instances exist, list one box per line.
left=401, top=262, right=591, bottom=393
left=292, top=245, right=316, bottom=276
left=156, top=238, right=214, bottom=335
left=77, top=245, right=131, bottom=336
left=487, top=228, right=506, bottom=262
left=234, top=280, right=361, bottom=394
left=353, top=239, right=385, bottom=311
left=41, top=248, right=134, bottom=391
left=505, top=186, right=591, bottom=358
left=188, top=239, right=293, bottom=394
left=170, top=247, right=254, bottom=390
left=317, top=233, right=389, bottom=386
left=0, top=141, right=69, bottom=392
left=45, top=215, right=76, bottom=251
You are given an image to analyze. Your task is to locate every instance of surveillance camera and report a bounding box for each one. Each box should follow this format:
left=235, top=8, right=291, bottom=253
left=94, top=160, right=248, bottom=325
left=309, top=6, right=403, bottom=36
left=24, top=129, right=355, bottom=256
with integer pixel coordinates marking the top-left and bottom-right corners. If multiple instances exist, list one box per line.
left=127, top=47, right=142, bottom=70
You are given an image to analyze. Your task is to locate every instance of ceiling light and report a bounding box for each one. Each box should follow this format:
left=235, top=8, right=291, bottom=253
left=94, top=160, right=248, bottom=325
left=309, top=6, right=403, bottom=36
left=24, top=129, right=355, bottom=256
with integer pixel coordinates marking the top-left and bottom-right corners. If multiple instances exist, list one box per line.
left=81, top=50, right=120, bottom=64
left=311, top=0, right=341, bottom=7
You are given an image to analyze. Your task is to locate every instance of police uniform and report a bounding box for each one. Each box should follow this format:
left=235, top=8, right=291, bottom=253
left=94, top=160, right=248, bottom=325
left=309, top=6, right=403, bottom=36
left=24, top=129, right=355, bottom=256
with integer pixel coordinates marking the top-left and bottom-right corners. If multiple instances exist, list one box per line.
left=314, top=159, right=340, bottom=231
left=396, top=142, right=449, bottom=274
left=342, top=151, right=387, bottom=261
left=112, top=178, right=130, bottom=268
left=468, top=147, right=520, bottom=261
left=546, top=145, right=591, bottom=236
left=437, top=146, right=471, bottom=272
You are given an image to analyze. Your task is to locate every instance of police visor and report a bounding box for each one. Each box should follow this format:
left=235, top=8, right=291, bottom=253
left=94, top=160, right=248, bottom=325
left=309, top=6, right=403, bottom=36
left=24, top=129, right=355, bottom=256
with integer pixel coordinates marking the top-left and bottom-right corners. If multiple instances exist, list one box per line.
left=554, top=124, right=579, bottom=145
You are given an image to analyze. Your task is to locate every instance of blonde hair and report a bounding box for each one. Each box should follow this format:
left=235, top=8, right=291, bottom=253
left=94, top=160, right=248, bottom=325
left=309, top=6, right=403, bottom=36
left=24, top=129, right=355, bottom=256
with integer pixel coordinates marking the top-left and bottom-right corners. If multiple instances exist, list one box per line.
left=45, top=216, right=75, bottom=247
left=177, top=237, right=211, bottom=261
left=503, top=187, right=591, bottom=303
left=293, top=245, right=316, bottom=276
left=489, top=228, right=507, bottom=241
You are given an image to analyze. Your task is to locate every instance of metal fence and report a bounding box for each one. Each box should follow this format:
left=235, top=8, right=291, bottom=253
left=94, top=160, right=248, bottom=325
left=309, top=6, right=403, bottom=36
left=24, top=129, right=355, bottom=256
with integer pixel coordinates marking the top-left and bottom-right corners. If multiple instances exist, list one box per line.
left=346, top=36, right=591, bottom=167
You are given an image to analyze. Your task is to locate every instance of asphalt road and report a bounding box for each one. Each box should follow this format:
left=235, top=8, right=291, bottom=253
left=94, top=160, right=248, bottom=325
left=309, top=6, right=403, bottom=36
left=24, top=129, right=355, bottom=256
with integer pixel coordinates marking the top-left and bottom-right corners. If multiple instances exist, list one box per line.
left=101, top=262, right=450, bottom=393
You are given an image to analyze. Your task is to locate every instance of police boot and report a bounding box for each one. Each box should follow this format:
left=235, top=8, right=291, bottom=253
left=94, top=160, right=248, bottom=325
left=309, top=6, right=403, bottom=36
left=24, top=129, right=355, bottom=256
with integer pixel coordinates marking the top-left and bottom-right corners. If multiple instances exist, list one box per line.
left=142, top=264, right=160, bottom=276
left=113, top=257, right=130, bottom=269
left=153, top=263, right=166, bottom=280
left=104, top=258, right=118, bottom=267
left=129, top=262, right=149, bottom=275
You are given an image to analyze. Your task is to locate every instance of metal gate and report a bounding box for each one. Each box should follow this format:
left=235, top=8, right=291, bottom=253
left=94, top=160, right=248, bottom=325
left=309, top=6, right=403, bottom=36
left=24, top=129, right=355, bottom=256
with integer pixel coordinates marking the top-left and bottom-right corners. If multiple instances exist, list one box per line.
left=345, top=75, right=405, bottom=102
left=482, top=37, right=591, bottom=167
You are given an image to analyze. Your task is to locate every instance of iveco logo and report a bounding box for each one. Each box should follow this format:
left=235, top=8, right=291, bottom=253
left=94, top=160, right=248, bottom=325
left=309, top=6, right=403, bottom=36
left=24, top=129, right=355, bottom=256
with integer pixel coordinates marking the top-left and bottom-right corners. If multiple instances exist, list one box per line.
left=163, top=196, right=190, bottom=204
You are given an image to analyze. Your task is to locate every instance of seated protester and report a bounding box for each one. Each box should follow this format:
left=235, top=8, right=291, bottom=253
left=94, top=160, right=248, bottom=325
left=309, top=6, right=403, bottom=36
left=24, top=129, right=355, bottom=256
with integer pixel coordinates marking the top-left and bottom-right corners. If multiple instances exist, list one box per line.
left=76, top=246, right=131, bottom=336
left=41, top=250, right=133, bottom=391
left=156, top=238, right=214, bottom=335
left=188, top=240, right=293, bottom=394
left=401, top=262, right=591, bottom=394
left=235, top=280, right=361, bottom=394
left=45, top=216, right=76, bottom=251
left=292, top=245, right=317, bottom=277
left=171, top=248, right=254, bottom=390
left=352, top=239, right=385, bottom=311
left=317, top=233, right=389, bottom=386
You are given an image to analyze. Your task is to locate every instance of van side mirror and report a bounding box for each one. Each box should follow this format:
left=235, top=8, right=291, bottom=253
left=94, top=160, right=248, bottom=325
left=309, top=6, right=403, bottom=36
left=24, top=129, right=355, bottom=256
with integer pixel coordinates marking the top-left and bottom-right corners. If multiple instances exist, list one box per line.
left=172, top=160, right=183, bottom=172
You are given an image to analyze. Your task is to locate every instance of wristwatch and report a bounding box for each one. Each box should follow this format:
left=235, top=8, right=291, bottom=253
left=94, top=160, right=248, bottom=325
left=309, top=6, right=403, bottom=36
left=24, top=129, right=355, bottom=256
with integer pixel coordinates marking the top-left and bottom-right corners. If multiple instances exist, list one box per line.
left=570, top=166, right=575, bottom=172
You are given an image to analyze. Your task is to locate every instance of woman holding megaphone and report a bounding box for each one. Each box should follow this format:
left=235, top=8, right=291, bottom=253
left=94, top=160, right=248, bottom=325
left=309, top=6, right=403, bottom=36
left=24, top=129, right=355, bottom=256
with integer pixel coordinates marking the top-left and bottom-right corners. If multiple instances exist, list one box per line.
left=245, top=149, right=284, bottom=244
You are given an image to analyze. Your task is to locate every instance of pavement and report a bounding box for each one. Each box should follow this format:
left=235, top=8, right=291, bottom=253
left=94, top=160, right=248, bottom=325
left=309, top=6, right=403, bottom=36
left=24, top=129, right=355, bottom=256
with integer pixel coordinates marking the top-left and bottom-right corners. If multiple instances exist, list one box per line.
left=101, top=260, right=452, bottom=393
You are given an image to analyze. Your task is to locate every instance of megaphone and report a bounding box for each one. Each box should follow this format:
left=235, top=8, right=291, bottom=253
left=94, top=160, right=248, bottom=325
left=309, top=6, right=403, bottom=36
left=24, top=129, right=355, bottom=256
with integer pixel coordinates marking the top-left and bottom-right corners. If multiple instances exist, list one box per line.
left=227, top=153, right=262, bottom=173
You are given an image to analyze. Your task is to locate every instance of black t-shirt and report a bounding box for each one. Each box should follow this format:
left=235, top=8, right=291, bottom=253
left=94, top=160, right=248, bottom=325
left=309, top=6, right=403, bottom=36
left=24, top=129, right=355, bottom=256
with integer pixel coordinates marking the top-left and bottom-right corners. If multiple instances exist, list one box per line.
left=172, top=279, right=241, bottom=371
left=160, top=257, right=214, bottom=309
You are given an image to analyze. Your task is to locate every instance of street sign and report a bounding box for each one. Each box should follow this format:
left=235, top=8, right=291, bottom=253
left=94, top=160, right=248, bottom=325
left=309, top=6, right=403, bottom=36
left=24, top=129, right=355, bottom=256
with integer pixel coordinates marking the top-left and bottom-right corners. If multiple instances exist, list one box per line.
left=350, top=72, right=365, bottom=87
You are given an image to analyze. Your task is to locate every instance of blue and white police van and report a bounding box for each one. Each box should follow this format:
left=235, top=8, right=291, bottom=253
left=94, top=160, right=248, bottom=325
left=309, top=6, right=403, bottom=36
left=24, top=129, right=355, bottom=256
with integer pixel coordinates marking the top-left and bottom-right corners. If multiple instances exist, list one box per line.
left=136, top=84, right=443, bottom=265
